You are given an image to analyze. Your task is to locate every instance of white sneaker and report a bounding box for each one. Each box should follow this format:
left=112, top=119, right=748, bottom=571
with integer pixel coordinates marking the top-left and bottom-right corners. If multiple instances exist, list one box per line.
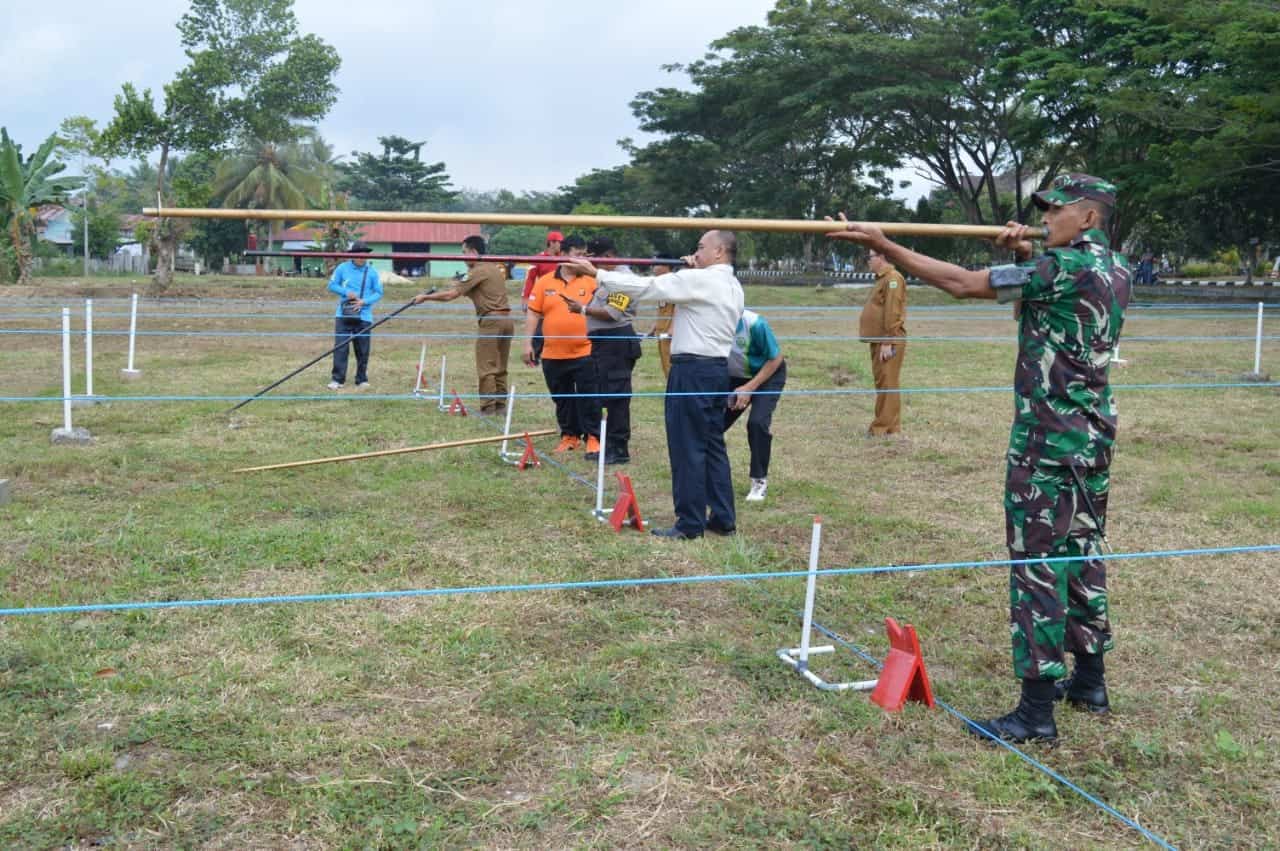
left=356, top=382, right=370, bottom=391
left=326, top=381, right=342, bottom=390
left=746, top=478, right=768, bottom=502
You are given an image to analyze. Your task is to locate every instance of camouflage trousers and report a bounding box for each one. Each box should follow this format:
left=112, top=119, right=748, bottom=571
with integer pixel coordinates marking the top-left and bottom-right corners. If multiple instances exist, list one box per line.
left=1004, top=462, right=1113, bottom=680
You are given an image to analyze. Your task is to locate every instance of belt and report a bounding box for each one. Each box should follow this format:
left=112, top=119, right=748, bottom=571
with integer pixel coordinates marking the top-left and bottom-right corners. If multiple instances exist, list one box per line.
left=478, top=309, right=512, bottom=318
left=670, top=354, right=726, bottom=364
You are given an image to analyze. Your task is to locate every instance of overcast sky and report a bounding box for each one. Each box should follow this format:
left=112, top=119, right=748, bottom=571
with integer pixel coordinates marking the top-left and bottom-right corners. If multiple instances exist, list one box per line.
left=1, top=0, right=926, bottom=201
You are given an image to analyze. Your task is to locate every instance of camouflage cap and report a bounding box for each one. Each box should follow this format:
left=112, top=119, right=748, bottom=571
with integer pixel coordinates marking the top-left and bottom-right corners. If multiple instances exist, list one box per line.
left=1032, top=173, right=1117, bottom=210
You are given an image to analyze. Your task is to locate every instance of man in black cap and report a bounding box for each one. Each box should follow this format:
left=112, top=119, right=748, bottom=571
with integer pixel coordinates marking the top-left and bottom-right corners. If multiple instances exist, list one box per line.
left=326, top=241, right=383, bottom=390
left=828, top=174, right=1131, bottom=744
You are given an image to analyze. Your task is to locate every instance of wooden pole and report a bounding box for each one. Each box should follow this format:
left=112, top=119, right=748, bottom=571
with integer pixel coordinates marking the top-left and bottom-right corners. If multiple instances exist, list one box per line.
left=144, top=207, right=1044, bottom=240
left=232, top=429, right=558, bottom=473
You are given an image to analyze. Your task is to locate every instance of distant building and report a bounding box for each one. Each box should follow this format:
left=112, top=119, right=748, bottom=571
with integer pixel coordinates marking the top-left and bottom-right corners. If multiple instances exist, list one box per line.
left=270, top=221, right=481, bottom=279
left=34, top=205, right=75, bottom=255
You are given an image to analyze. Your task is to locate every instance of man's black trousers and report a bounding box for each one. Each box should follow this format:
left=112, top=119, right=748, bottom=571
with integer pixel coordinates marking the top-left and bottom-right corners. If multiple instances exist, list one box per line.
left=331, top=317, right=372, bottom=385
left=541, top=356, right=591, bottom=438
left=666, top=354, right=736, bottom=537
left=723, top=361, right=786, bottom=480
left=585, top=324, right=641, bottom=457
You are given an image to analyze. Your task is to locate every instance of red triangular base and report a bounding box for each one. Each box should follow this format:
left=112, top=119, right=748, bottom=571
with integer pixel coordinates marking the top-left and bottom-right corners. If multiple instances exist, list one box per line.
left=869, top=617, right=935, bottom=712
left=447, top=389, right=468, bottom=416
left=608, top=472, right=645, bottom=532
left=516, top=433, right=541, bottom=470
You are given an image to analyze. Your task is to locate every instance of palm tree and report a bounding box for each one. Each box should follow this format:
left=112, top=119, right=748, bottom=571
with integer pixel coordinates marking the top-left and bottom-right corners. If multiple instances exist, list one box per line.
left=212, top=136, right=329, bottom=257
left=0, top=128, right=82, bottom=284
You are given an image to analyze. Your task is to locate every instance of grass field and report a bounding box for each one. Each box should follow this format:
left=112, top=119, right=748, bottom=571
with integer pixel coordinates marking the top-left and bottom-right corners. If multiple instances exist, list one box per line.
left=1, top=276, right=1277, bottom=849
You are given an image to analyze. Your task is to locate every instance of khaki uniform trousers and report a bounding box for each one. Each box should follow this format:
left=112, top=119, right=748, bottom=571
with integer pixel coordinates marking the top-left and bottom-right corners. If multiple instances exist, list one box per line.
left=476, top=315, right=514, bottom=413
left=869, top=342, right=906, bottom=435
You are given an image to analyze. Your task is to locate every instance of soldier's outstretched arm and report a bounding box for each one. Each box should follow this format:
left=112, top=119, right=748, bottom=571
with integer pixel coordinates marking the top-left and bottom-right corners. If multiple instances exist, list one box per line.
left=826, top=218, right=997, bottom=300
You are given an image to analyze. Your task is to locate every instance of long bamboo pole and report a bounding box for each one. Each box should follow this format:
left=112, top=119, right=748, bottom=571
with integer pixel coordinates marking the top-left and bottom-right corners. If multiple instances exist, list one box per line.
left=144, top=207, right=1044, bottom=240
left=232, top=429, right=558, bottom=474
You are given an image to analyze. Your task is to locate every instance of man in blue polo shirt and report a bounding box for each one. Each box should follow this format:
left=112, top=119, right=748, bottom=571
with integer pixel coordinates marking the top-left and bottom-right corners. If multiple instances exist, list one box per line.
left=724, top=309, right=786, bottom=502
left=327, top=241, right=383, bottom=390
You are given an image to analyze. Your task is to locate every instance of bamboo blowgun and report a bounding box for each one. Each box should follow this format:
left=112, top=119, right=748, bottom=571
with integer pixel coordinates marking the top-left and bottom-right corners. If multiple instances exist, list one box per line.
left=144, top=208, right=1044, bottom=240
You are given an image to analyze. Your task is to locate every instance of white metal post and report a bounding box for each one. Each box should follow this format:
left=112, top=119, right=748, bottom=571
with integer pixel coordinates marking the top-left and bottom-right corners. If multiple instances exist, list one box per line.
left=123, top=293, right=140, bottom=375
left=83, top=299, right=94, bottom=398
left=593, top=412, right=609, bottom=519
left=797, top=517, right=823, bottom=669
left=1254, top=301, right=1264, bottom=375
left=61, top=309, right=73, bottom=432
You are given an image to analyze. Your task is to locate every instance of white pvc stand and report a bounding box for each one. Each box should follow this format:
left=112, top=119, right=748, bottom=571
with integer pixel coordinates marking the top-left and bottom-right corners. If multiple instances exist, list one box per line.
left=592, top=412, right=609, bottom=521
left=1109, top=343, right=1127, bottom=366
left=412, top=343, right=428, bottom=396
left=436, top=356, right=449, bottom=411
left=84, top=299, right=94, bottom=398
left=61, top=309, right=73, bottom=430
left=72, top=299, right=98, bottom=405
left=51, top=308, right=92, bottom=444
left=1254, top=302, right=1264, bottom=375
left=499, top=385, right=521, bottom=464
left=775, top=518, right=878, bottom=692
left=121, top=293, right=142, bottom=378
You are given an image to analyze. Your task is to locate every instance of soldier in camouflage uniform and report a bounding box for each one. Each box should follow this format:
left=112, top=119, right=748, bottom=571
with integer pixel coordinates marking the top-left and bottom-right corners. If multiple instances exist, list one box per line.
left=827, top=174, right=1130, bottom=744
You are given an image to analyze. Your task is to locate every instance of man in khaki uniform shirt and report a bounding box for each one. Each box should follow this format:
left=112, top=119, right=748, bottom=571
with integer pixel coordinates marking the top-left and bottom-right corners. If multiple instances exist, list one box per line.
left=415, top=235, right=514, bottom=414
left=858, top=248, right=907, bottom=435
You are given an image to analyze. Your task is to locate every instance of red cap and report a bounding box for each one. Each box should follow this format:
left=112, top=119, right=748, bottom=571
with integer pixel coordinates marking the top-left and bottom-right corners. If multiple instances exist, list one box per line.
left=546, top=231, right=564, bottom=242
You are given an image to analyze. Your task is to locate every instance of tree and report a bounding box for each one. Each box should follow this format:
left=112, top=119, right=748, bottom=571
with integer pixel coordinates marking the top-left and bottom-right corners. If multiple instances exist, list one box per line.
left=71, top=205, right=123, bottom=260
left=0, top=129, right=83, bottom=284
left=338, top=136, right=456, bottom=211
left=96, top=0, right=340, bottom=288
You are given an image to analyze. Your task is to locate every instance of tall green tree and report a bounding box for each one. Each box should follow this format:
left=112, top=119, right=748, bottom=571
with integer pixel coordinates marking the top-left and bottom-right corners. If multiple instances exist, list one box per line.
left=96, top=0, right=340, bottom=288
left=0, top=129, right=83, bottom=284
left=338, top=136, right=456, bottom=211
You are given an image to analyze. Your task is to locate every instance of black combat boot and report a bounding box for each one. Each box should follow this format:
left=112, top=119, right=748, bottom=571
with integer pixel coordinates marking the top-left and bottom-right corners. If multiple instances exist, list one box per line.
left=1055, top=652, right=1109, bottom=714
left=968, top=678, right=1059, bottom=744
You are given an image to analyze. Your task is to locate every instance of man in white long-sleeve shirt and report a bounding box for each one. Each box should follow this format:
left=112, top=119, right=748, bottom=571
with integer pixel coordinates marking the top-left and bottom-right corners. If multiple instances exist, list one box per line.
left=565, top=231, right=745, bottom=539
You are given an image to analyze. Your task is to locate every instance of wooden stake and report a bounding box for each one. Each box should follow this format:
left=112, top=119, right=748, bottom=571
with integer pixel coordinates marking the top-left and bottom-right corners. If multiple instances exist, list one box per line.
left=144, top=207, right=1044, bottom=240
left=232, top=429, right=558, bottom=473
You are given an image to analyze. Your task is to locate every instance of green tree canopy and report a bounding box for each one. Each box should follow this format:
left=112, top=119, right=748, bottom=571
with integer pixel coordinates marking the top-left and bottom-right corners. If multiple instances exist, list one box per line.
left=338, top=136, right=456, bottom=211
left=96, top=0, right=339, bottom=287
left=0, top=129, right=83, bottom=284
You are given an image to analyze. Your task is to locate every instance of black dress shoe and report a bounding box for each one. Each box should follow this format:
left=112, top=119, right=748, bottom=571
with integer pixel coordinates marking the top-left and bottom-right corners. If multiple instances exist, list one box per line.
left=967, top=709, right=1058, bottom=745
left=584, top=451, right=600, bottom=461
left=1054, top=677, right=1110, bottom=714
left=650, top=526, right=700, bottom=540
left=604, top=454, right=630, bottom=465
left=704, top=523, right=736, bottom=537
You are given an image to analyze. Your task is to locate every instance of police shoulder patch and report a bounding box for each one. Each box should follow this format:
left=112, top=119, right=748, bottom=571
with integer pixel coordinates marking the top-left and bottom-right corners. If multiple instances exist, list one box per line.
left=889, top=280, right=898, bottom=289
left=607, top=292, right=631, bottom=311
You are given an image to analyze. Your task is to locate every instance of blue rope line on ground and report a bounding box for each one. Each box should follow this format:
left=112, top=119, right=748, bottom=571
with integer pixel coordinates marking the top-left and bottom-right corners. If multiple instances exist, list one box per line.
left=2, top=544, right=1274, bottom=617
left=2, top=382, right=1277, bottom=405
left=803, top=618, right=1178, bottom=850
left=2, top=328, right=1275, bottom=344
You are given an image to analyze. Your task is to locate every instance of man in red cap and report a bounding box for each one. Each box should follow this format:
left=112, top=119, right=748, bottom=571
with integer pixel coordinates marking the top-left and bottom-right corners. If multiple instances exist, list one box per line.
left=521, top=231, right=564, bottom=364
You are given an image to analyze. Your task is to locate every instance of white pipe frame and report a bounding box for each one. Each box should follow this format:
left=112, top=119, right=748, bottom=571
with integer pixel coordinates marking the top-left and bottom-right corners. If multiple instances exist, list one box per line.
left=775, top=517, right=878, bottom=692
left=1254, top=302, right=1264, bottom=375
left=122, top=293, right=141, bottom=375
left=499, top=386, right=521, bottom=464
left=436, top=356, right=449, bottom=411
left=61, top=308, right=73, bottom=432
left=592, top=412, right=609, bottom=521
left=83, top=299, right=94, bottom=398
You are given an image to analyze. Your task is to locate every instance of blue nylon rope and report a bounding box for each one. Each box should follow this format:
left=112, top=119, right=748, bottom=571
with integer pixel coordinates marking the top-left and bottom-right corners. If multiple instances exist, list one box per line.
left=2, top=381, right=1277, bottom=404
left=2, top=544, right=1274, bottom=617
